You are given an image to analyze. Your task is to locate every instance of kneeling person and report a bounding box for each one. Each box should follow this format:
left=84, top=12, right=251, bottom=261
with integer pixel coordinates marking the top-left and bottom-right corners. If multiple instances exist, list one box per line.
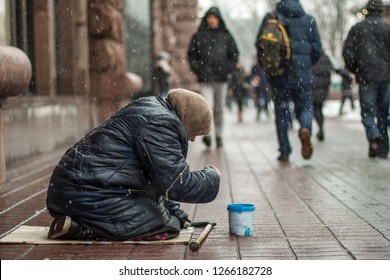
left=46, top=89, right=221, bottom=241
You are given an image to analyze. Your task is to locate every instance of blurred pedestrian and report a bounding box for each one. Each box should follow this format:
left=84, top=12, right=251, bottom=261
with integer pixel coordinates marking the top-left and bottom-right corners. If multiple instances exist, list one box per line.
left=154, top=51, right=172, bottom=98
left=336, top=68, right=355, bottom=116
left=46, top=89, right=221, bottom=241
left=255, top=0, right=322, bottom=162
left=188, top=6, right=239, bottom=148
left=228, top=63, right=249, bottom=122
left=312, top=50, right=334, bottom=141
left=343, top=0, right=390, bottom=159
left=250, top=62, right=271, bottom=121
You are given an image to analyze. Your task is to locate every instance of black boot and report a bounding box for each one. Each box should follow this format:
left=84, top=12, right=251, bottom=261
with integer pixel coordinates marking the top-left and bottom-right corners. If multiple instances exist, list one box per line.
left=48, top=216, right=93, bottom=240
left=202, top=135, right=211, bottom=147
left=316, top=131, right=324, bottom=141
left=216, top=136, right=223, bottom=148
left=368, top=137, right=380, bottom=158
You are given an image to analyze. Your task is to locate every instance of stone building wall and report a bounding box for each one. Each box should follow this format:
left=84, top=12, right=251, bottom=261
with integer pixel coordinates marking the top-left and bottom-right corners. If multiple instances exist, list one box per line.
left=152, top=0, right=199, bottom=91
left=89, top=0, right=142, bottom=121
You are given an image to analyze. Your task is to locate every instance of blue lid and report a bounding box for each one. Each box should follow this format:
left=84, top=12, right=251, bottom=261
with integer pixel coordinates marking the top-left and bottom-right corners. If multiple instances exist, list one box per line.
left=227, top=203, right=255, bottom=212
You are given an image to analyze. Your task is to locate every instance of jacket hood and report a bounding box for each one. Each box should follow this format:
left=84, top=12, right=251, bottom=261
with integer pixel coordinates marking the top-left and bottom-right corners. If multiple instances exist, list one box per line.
left=366, top=0, right=384, bottom=11
left=276, top=0, right=306, bottom=18
left=198, top=6, right=228, bottom=32
left=167, top=88, right=212, bottom=136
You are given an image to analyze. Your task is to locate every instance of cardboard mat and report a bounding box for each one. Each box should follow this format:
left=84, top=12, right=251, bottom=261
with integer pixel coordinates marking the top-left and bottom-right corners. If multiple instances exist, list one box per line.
left=0, top=225, right=194, bottom=245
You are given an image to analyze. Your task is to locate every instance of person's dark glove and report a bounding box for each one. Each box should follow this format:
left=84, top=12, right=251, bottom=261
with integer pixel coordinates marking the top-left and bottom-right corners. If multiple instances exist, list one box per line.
left=165, top=199, right=192, bottom=228
left=180, top=217, right=192, bottom=228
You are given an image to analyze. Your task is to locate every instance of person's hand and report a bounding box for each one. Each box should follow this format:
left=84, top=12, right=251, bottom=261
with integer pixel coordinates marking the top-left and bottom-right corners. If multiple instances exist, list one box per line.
left=205, top=164, right=222, bottom=178
left=251, top=75, right=260, bottom=87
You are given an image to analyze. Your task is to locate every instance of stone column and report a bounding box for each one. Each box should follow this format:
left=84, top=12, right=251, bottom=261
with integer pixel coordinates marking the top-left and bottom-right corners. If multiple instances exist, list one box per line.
left=57, top=0, right=90, bottom=96
left=75, top=0, right=91, bottom=95
left=33, top=0, right=57, bottom=96
left=0, top=112, right=5, bottom=184
left=0, top=46, right=32, bottom=183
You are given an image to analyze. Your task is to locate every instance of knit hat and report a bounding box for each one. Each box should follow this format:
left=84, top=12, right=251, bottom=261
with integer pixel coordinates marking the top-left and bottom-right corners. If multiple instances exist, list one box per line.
left=366, top=0, right=384, bottom=11
left=167, top=88, right=212, bottom=137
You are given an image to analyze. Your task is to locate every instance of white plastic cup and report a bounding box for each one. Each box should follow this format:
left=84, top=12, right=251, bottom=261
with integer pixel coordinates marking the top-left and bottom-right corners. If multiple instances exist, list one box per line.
left=227, top=203, right=256, bottom=236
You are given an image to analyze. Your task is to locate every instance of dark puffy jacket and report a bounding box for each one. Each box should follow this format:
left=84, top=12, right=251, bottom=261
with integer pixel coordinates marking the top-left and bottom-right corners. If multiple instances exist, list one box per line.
left=335, top=68, right=353, bottom=91
left=343, top=13, right=390, bottom=85
left=255, top=0, right=322, bottom=89
left=312, top=52, right=333, bottom=103
left=188, top=7, right=239, bottom=82
left=251, top=64, right=273, bottom=98
left=46, top=97, right=220, bottom=240
left=229, top=66, right=249, bottom=99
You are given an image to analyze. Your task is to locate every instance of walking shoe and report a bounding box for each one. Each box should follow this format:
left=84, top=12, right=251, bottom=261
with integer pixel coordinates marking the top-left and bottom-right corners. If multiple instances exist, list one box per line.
left=48, top=216, right=92, bottom=240
left=202, top=135, right=211, bottom=147
left=216, top=136, right=223, bottom=148
left=277, top=155, right=289, bottom=162
left=48, top=216, right=72, bottom=239
left=368, top=137, right=380, bottom=158
left=316, top=132, right=324, bottom=141
left=299, top=128, right=313, bottom=160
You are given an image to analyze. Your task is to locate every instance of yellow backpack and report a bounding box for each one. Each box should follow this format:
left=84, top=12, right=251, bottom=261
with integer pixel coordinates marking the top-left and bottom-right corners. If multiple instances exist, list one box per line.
left=258, top=13, right=291, bottom=77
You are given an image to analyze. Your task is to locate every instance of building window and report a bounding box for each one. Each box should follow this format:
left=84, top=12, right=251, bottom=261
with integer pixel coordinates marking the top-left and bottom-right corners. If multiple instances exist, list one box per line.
left=124, top=0, right=153, bottom=94
left=0, top=0, right=7, bottom=44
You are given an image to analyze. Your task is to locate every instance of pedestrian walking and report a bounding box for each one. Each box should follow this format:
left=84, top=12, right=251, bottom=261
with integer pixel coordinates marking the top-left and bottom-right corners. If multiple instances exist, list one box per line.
left=188, top=6, right=239, bottom=148
left=343, top=0, right=390, bottom=159
left=312, top=50, right=334, bottom=141
left=154, top=51, right=172, bottom=98
left=228, top=63, right=249, bottom=122
left=336, top=68, right=355, bottom=116
left=250, top=62, right=271, bottom=121
left=255, top=0, right=322, bottom=162
left=46, top=89, right=221, bottom=241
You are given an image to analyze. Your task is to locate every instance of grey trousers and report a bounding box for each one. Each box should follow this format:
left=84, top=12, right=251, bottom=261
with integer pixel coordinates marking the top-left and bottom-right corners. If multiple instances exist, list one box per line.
left=200, top=81, right=228, bottom=137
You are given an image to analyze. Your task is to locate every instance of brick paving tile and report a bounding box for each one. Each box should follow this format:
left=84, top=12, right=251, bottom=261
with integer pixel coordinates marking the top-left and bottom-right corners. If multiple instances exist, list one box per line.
left=20, top=245, right=88, bottom=260
left=76, top=244, right=137, bottom=260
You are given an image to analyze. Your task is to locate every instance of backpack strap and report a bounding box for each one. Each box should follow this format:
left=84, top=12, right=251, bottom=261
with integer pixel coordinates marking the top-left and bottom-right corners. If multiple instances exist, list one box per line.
left=271, top=11, right=291, bottom=61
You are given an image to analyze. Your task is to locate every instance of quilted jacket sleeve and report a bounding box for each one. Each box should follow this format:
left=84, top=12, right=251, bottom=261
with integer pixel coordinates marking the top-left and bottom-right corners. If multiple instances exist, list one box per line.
left=134, top=115, right=220, bottom=204
left=188, top=33, right=201, bottom=78
left=343, top=26, right=359, bottom=74
left=309, top=17, right=322, bottom=66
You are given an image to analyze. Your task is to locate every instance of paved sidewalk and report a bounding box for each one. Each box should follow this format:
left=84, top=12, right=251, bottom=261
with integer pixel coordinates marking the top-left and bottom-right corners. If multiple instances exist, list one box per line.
left=0, top=101, right=389, bottom=260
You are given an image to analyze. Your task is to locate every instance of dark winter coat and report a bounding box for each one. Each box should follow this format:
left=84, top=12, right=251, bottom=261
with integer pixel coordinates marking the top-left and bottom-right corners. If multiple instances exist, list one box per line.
left=312, top=52, right=333, bottom=103
left=229, top=66, right=249, bottom=99
left=250, top=64, right=273, bottom=99
left=188, top=7, right=239, bottom=83
left=343, top=12, right=390, bottom=85
left=255, top=0, right=322, bottom=89
left=335, top=68, right=353, bottom=91
left=155, top=61, right=171, bottom=93
left=46, top=97, right=220, bottom=240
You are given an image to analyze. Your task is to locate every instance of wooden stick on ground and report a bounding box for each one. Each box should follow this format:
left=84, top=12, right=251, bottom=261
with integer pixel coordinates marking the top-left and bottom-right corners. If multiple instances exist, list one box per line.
left=189, top=222, right=216, bottom=251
